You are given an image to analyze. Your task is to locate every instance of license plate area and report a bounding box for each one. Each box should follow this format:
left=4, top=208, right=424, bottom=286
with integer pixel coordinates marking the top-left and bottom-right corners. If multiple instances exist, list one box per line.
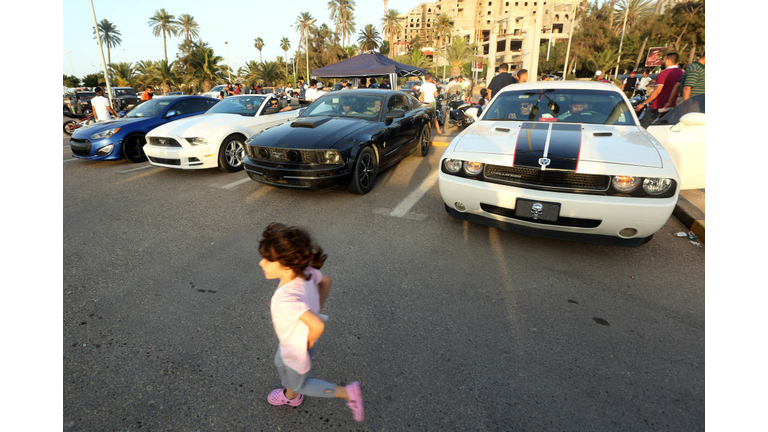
left=515, top=199, right=561, bottom=222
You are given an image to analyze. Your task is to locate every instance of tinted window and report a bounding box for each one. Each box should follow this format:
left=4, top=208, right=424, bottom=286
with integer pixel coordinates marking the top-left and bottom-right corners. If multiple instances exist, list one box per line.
left=113, top=88, right=136, bottom=97
left=205, top=96, right=266, bottom=116
left=168, top=98, right=218, bottom=115
left=125, top=98, right=173, bottom=118
left=653, top=94, right=705, bottom=125
left=387, top=94, right=410, bottom=112
left=482, top=88, right=635, bottom=126
left=300, top=94, right=384, bottom=121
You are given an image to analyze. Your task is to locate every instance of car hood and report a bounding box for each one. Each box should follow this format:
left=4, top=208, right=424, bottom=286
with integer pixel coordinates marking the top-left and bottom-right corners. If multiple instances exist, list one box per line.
left=249, top=116, right=373, bottom=149
left=147, top=113, right=250, bottom=138
left=453, top=121, right=662, bottom=168
left=70, top=117, right=146, bottom=138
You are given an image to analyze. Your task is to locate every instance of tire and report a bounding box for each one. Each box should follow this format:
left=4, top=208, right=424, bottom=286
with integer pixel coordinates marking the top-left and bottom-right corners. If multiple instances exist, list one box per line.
left=63, top=121, right=77, bottom=136
left=414, top=125, right=430, bottom=157
left=218, top=134, right=246, bottom=172
left=347, top=146, right=378, bottom=194
left=122, top=134, right=147, bottom=163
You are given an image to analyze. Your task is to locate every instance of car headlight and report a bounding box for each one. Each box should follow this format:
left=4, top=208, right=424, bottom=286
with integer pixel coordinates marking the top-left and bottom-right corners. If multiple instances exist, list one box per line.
left=612, top=175, right=639, bottom=193
left=463, top=161, right=484, bottom=176
left=316, top=149, right=342, bottom=164
left=443, top=159, right=462, bottom=173
left=90, top=127, right=120, bottom=140
left=96, top=145, right=113, bottom=156
left=188, top=137, right=208, bottom=146
left=642, top=177, right=673, bottom=195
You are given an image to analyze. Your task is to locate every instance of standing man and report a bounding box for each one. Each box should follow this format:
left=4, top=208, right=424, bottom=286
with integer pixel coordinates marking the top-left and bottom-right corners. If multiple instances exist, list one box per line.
left=516, top=69, right=529, bottom=83
left=380, top=77, right=391, bottom=89
left=91, top=87, right=116, bottom=122
left=622, top=71, right=638, bottom=99
left=304, top=79, right=319, bottom=102
left=141, top=86, right=154, bottom=101
left=677, top=52, right=705, bottom=101
left=636, top=52, right=684, bottom=128
left=419, top=72, right=442, bottom=135
left=487, top=63, right=518, bottom=99
left=636, top=70, right=653, bottom=96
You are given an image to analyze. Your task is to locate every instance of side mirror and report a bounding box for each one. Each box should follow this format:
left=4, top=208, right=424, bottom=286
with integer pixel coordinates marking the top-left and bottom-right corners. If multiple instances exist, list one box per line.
left=165, top=110, right=179, bottom=118
left=119, top=111, right=126, bottom=117
left=386, top=109, right=406, bottom=120
left=670, top=112, right=705, bottom=132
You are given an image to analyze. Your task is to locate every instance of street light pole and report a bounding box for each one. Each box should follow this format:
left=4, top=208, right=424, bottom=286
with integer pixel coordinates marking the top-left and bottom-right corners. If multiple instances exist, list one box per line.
left=225, top=41, right=231, bottom=82
left=89, top=0, right=114, bottom=108
left=563, top=5, right=577, bottom=79
left=614, top=6, right=629, bottom=79
left=305, top=19, right=317, bottom=81
left=65, top=51, right=75, bottom=76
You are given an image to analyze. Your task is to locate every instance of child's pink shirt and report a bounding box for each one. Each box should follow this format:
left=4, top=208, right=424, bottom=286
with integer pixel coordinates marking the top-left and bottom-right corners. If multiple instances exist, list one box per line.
left=270, top=267, right=323, bottom=374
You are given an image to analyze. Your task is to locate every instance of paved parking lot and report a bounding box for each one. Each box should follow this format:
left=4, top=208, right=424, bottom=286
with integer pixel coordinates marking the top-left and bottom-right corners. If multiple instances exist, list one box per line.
left=63, top=133, right=704, bottom=431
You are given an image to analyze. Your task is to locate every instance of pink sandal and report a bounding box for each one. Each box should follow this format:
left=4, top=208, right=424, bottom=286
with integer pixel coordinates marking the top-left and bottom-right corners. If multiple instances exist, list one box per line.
left=267, top=388, right=304, bottom=406
left=345, top=382, right=364, bottom=422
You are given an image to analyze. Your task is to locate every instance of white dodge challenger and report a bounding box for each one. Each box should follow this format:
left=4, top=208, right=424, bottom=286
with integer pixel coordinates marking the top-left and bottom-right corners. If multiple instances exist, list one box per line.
left=438, top=81, right=699, bottom=246
left=144, top=95, right=300, bottom=172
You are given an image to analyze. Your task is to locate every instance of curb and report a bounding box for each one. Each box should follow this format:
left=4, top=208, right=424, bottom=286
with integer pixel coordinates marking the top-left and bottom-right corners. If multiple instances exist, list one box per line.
left=673, top=194, right=705, bottom=244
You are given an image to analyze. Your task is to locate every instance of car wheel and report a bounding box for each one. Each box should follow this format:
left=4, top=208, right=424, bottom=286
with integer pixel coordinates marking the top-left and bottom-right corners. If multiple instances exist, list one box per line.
left=63, top=121, right=77, bottom=136
left=414, top=125, right=430, bottom=157
left=122, top=134, right=147, bottom=163
left=218, top=134, right=246, bottom=172
left=347, top=146, right=378, bottom=195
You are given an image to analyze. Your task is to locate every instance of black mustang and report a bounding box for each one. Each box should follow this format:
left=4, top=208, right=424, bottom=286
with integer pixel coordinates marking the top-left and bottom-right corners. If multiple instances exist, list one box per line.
left=243, top=89, right=434, bottom=194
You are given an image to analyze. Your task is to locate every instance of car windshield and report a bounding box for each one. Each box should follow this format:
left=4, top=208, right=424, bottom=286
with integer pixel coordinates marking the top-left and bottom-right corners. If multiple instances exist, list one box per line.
left=205, top=95, right=266, bottom=116
left=114, top=88, right=136, bottom=97
left=77, top=92, right=95, bottom=100
left=482, top=89, right=635, bottom=126
left=653, top=94, right=705, bottom=125
left=300, top=94, right=385, bottom=121
left=125, top=99, right=173, bottom=118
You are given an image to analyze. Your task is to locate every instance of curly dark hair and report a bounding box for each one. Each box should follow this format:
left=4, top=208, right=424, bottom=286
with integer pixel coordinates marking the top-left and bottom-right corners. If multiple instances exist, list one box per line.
left=258, top=223, right=327, bottom=280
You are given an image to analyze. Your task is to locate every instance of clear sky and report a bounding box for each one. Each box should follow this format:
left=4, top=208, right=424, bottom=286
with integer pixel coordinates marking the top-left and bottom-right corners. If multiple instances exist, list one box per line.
left=63, top=0, right=423, bottom=78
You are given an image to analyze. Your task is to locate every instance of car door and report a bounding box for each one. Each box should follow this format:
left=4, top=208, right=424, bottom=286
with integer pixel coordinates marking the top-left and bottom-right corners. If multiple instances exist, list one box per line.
left=383, top=93, right=417, bottom=161
left=647, top=94, right=705, bottom=190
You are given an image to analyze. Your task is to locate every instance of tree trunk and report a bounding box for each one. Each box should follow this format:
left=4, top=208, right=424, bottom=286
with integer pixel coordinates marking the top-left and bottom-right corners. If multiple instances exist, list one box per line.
left=634, top=37, right=647, bottom=71
left=163, top=32, right=168, bottom=62
left=687, top=41, right=697, bottom=65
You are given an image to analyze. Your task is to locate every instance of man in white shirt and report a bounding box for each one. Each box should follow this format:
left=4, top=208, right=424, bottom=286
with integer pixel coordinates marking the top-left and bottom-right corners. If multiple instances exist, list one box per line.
left=91, top=87, right=116, bottom=122
left=304, top=79, right=319, bottom=102
left=418, top=73, right=442, bottom=135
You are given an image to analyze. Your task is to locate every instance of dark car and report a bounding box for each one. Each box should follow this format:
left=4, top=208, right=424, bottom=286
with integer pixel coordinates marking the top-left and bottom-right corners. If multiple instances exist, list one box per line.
left=69, top=96, right=219, bottom=163
left=243, top=89, right=434, bottom=194
left=110, top=87, right=141, bottom=111
left=70, top=91, right=96, bottom=114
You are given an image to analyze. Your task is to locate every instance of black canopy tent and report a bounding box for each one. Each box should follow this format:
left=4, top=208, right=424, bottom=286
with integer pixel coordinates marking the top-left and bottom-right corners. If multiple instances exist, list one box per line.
left=310, top=52, right=425, bottom=90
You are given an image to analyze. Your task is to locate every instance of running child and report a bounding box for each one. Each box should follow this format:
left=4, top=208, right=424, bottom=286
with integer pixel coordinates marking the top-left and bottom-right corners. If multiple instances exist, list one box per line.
left=258, top=222, right=364, bottom=422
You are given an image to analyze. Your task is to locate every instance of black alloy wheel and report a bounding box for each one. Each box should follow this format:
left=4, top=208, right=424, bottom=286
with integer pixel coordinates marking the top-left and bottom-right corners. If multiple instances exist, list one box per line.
left=414, top=126, right=430, bottom=157
left=347, top=146, right=378, bottom=195
left=122, top=134, right=148, bottom=163
left=63, top=121, right=78, bottom=135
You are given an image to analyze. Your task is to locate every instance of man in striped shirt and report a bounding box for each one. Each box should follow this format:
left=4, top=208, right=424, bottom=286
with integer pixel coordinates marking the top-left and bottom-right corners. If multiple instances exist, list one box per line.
left=679, top=53, right=705, bottom=101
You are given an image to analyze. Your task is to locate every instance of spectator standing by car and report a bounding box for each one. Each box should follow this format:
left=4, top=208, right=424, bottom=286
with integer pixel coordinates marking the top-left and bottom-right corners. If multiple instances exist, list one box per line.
left=419, top=72, right=442, bottom=135
left=636, top=52, right=684, bottom=128
left=622, top=71, right=638, bottom=98
left=676, top=52, right=705, bottom=101
left=516, top=69, right=529, bottom=83
left=379, top=77, right=391, bottom=89
left=445, top=77, right=461, bottom=97
left=91, top=87, right=116, bottom=122
left=487, top=63, right=518, bottom=99
left=258, top=223, right=364, bottom=422
left=141, top=86, right=154, bottom=101
left=304, top=79, right=320, bottom=102
left=637, top=69, right=653, bottom=95
left=234, top=84, right=242, bottom=95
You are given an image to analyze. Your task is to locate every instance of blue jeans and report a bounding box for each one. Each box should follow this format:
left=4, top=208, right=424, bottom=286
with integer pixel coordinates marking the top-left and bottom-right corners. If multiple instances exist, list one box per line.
left=274, top=347, right=336, bottom=398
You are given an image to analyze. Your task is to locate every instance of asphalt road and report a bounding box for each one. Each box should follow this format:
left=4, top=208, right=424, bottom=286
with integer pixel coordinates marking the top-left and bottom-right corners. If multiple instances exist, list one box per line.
left=63, top=132, right=705, bottom=431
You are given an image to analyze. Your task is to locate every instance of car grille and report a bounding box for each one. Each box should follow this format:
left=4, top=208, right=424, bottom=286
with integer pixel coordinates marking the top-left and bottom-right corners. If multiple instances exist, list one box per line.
left=70, top=138, right=91, bottom=156
left=246, top=146, right=319, bottom=164
left=148, top=137, right=181, bottom=147
left=148, top=156, right=181, bottom=166
left=480, top=203, right=602, bottom=228
left=484, top=165, right=610, bottom=192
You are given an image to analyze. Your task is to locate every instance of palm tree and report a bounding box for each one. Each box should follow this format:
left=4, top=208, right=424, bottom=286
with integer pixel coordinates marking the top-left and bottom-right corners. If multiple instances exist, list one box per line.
left=178, top=14, right=200, bottom=41
left=434, top=13, right=454, bottom=77
left=445, top=37, right=480, bottom=76
left=108, top=62, right=134, bottom=87
left=254, top=37, right=265, bottom=62
left=134, top=59, right=156, bottom=88
left=279, top=37, right=291, bottom=77
left=357, top=24, right=381, bottom=52
left=92, top=19, right=122, bottom=66
left=154, top=59, right=181, bottom=94
left=182, top=45, right=227, bottom=92
left=148, top=9, right=180, bottom=62
left=585, top=48, right=618, bottom=78
left=612, top=0, right=654, bottom=35
left=329, top=0, right=356, bottom=47
left=395, top=49, right=433, bottom=70
left=257, top=61, right=286, bottom=86
left=294, top=12, right=316, bottom=77
left=380, top=9, right=402, bottom=58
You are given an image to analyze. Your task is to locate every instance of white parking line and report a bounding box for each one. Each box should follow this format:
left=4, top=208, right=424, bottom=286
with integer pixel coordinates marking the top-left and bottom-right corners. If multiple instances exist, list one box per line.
left=63, top=158, right=79, bottom=163
left=118, top=164, right=154, bottom=173
left=221, top=177, right=252, bottom=190
left=390, top=170, right=439, bottom=218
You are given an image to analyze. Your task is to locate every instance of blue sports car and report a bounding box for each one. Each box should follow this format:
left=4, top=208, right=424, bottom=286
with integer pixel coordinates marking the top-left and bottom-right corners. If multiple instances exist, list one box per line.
left=69, top=96, right=220, bottom=163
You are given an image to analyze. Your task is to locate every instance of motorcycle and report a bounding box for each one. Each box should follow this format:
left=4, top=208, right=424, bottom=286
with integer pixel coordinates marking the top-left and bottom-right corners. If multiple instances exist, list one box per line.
left=434, top=95, right=447, bottom=127
left=63, top=111, right=95, bottom=136
left=446, top=94, right=481, bottom=129
left=629, top=91, right=648, bottom=120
